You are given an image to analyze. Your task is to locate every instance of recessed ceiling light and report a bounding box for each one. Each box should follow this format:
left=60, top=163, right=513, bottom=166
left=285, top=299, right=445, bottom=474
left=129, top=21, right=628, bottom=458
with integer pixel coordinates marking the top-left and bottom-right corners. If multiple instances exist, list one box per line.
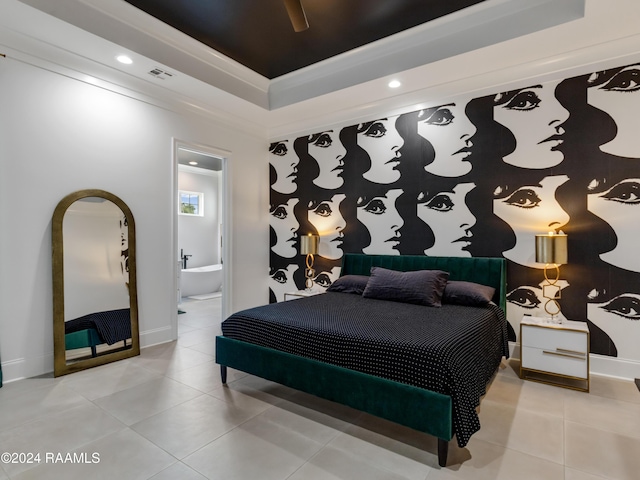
left=116, top=55, right=133, bottom=65
left=189, top=161, right=198, bottom=166
left=388, top=80, right=401, bottom=89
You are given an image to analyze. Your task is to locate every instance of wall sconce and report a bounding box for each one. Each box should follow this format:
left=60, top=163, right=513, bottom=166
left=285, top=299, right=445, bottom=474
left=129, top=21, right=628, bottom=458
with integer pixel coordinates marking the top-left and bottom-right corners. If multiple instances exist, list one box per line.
left=300, top=234, right=319, bottom=290
left=535, top=231, right=568, bottom=323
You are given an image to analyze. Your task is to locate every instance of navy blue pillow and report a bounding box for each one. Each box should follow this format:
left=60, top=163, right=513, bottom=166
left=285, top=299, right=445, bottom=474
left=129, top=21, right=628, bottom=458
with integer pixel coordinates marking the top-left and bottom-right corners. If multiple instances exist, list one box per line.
left=362, top=267, right=449, bottom=307
left=326, top=275, right=370, bottom=295
left=443, top=280, right=495, bottom=306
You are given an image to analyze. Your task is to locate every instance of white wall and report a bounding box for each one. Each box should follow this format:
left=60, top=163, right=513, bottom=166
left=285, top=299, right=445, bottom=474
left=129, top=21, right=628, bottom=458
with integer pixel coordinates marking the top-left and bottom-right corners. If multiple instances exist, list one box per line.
left=0, top=51, right=268, bottom=382
left=178, top=167, right=220, bottom=268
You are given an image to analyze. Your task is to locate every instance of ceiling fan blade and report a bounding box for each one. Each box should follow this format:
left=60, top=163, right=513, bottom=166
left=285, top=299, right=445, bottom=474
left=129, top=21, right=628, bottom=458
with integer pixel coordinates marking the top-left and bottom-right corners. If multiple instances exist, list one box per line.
left=283, top=0, right=309, bottom=32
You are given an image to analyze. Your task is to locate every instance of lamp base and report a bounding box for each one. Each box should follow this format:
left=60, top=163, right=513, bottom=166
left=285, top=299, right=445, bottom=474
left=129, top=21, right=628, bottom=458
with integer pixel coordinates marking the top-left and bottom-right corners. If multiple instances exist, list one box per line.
left=542, top=263, right=563, bottom=323
left=543, top=314, right=563, bottom=325
left=304, top=254, right=315, bottom=291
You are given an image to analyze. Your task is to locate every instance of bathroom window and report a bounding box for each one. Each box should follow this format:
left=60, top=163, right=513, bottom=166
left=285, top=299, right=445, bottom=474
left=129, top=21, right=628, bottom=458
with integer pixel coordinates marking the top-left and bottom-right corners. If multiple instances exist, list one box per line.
left=179, top=191, right=204, bottom=216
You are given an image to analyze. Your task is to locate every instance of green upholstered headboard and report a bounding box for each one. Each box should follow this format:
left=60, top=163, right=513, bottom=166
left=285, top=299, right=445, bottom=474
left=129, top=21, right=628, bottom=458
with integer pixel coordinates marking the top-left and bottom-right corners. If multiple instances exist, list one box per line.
left=341, top=254, right=507, bottom=312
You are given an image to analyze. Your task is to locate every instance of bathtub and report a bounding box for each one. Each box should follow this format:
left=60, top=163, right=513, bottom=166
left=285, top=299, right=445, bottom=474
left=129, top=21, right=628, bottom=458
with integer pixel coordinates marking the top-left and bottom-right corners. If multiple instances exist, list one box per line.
left=180, top=264, right=223, bottom=297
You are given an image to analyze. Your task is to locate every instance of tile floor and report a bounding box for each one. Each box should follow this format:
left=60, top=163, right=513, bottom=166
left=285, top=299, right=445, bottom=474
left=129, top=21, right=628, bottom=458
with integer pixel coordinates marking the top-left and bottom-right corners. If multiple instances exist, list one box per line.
left=1, top=297, right=639, bottom=479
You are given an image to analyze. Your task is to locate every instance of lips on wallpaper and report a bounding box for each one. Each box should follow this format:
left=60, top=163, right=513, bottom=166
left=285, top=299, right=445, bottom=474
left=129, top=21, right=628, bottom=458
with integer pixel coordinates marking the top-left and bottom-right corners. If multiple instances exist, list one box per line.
left=269, top=60, right=640, bottom=362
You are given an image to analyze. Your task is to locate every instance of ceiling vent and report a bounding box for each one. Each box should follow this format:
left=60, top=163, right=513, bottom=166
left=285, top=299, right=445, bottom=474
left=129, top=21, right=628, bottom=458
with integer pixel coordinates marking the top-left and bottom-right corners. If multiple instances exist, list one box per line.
left=148, top=67, right=174, bottom=80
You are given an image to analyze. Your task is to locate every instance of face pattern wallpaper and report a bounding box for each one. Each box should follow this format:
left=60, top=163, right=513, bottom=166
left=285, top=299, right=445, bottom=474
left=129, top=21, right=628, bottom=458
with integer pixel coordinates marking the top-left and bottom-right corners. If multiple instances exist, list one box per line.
left=269, top=61, right=640, bottom=363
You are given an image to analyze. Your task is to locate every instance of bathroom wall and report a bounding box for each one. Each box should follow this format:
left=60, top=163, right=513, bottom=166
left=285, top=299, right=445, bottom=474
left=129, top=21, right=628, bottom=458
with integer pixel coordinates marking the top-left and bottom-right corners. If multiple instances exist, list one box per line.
left=270, top=59, right=640, bottom=375
left=178, top=166, right=221, bottom=268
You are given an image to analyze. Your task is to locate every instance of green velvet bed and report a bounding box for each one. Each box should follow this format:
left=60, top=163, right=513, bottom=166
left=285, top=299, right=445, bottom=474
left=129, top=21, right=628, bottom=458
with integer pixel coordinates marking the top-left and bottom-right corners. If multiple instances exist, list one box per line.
left=65, top=328, right=103, bottom=357
left=64, top=308, right=132, bottom=358
left=216, top=254, right=507, bottom=467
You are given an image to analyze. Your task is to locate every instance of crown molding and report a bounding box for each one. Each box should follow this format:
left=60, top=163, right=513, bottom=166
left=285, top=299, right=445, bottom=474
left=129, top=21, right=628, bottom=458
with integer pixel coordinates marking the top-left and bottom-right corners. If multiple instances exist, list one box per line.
left=16, top=0, right=584, bottom=110
left=268, top=0, right=585, bottom=109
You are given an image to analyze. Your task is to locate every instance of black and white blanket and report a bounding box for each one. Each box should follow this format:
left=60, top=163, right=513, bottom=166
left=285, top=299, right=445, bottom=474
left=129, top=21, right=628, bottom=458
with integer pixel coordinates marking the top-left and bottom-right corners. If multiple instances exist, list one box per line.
left=221, top=292, right=509, bottom=447
left=65, top=308, right=131, bottom=345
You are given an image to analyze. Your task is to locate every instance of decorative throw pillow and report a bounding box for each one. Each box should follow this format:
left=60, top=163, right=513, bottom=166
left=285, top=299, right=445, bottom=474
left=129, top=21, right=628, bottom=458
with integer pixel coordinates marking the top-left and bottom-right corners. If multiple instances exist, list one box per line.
left=443, top=280, right=495, bottom=306
left=326, top=275, right=370, bottom=295
left=362, top=267, right=449, bottom=307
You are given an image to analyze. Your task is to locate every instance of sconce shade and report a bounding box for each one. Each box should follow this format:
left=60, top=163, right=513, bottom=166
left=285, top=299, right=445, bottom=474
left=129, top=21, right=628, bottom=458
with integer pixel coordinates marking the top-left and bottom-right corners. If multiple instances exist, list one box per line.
left=301, top=234, right=319, bottom=255
left=535, top=233, right=568, bottom=264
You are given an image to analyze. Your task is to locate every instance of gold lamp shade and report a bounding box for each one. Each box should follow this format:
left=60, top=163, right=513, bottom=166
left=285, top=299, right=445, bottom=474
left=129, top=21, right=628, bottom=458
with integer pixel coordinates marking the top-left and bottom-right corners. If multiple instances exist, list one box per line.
left=300, top=234, right=319, bottom=255
left=535, top=233, right=568, bottom=265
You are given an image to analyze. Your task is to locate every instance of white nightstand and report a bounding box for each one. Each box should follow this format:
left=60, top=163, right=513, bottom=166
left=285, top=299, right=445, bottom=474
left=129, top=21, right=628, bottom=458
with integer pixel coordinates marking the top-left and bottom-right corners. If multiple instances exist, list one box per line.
left=519, top=316, right=590, bottom=392
left=283, top=290, right=325, bottom=301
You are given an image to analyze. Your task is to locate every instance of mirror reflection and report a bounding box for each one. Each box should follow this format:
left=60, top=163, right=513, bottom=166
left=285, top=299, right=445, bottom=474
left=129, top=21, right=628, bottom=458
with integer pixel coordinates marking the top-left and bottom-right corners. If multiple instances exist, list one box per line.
left=52, top=190, right=139, bottom=376
left=63, top=197, right=131, bottom=362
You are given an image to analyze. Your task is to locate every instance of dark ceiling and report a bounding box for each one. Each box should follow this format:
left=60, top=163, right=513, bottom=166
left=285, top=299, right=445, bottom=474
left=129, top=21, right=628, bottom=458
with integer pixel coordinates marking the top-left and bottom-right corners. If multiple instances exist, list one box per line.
left=124, top=0, right=486, bottom=79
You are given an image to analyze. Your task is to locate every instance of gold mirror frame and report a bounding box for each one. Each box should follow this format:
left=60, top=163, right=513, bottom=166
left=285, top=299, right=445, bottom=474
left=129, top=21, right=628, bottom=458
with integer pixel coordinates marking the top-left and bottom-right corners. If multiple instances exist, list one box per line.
left=52, top=189, right=140, bottom=377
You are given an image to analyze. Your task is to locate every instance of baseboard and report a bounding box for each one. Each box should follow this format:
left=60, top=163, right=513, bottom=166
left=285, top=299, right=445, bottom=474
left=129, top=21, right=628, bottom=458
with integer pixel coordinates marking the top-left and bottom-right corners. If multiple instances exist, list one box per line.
left=0, top=326, right=175, bottom=384
left=0, top=353, right=54, bottom=384
left=588, top=353, right=640, bottom=380
left=139, top=326, right=174, bottom=348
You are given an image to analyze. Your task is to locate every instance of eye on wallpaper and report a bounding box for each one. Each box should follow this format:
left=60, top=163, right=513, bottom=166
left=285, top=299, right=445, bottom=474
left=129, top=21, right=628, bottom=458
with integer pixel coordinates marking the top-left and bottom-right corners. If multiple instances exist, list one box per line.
left=269, top=60, right=640, bottom=363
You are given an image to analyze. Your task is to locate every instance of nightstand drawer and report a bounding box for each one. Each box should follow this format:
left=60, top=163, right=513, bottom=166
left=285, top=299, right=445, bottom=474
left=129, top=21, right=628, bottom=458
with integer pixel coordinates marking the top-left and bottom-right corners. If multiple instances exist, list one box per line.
left=521, top=346, right=588, bottom=379
left=521, top=324, right=587, bottom=352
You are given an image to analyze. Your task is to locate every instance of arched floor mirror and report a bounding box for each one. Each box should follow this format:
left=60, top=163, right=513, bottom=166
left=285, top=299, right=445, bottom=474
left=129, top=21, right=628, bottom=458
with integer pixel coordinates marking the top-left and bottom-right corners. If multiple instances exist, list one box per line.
left=52, top=190, right=140, bottom=377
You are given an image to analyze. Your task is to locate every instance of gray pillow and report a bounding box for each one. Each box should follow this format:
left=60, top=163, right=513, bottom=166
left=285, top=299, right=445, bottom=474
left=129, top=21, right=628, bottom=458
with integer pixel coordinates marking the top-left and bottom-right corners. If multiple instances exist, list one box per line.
left=362, top=267, right=449, bottom=307
left=443, top=280, right=495, bottom=306
left=326, top=275, right=370, bottom=295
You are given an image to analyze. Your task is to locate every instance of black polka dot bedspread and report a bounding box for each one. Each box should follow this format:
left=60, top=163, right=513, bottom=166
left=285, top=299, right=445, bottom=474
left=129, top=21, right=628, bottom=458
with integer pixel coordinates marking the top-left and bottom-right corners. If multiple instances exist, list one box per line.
left=221, top=292, right=509, bottom=447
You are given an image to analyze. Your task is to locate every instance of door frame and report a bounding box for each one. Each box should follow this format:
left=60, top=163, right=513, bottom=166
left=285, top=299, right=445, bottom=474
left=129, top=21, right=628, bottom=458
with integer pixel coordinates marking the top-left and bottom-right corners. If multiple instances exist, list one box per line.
left=172, top=138, right=232, bottom=338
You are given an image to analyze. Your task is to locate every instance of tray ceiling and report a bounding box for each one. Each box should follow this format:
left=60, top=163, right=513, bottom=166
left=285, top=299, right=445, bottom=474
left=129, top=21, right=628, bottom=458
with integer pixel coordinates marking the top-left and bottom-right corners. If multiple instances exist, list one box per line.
left=16, top=0, right=586, bottom=110
left=123, top=0, right=486, bottom=79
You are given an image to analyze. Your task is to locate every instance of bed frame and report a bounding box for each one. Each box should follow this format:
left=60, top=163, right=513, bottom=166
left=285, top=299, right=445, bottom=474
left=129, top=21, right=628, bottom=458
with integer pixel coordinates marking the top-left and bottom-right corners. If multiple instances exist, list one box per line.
left=65, top=328, right=103, bottom=357
left=216, top=254, right=507, bottom=467
left=64, top=308, right=132, bottom=358
left=65, top=330, right=130, bottom=358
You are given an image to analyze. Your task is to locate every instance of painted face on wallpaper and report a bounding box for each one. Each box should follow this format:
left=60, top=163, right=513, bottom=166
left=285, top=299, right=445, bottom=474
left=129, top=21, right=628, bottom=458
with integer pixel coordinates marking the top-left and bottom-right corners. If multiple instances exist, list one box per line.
left=417, top=183, right=476, bottom=257
left=270, top=140, right=298, bottom=194
left=270, top=198, right=299, bottom=258
left=493, top=175, right=570, bottom=268
left=269, top=264, right=299, bottom=302
left=357, top=189, right=404, bottom=255
left=417, top=100, right=476, bottom=177
left=587, top=64, right=640, bottom=158
left=356, top=116, right=403, bottom=184
left=506, top=280, right=569, bottom=337
left=588, top=290, right=640, bottom=362
left=588, top=177, right=640, bottom=272
left=307, top=194, right=346, bottom=260
left=493, top=80, right=569, bottom=169
left=312, top=266, right=342, bottom=291
left=308, top=131, right=346, bottom=190
left=119, top=215, right=129, bottom=286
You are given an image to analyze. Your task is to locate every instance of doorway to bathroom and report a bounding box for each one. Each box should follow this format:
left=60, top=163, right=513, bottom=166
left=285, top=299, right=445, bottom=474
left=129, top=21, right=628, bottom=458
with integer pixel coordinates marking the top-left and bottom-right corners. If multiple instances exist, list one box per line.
left=173, top=140, right=229, bottom=337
